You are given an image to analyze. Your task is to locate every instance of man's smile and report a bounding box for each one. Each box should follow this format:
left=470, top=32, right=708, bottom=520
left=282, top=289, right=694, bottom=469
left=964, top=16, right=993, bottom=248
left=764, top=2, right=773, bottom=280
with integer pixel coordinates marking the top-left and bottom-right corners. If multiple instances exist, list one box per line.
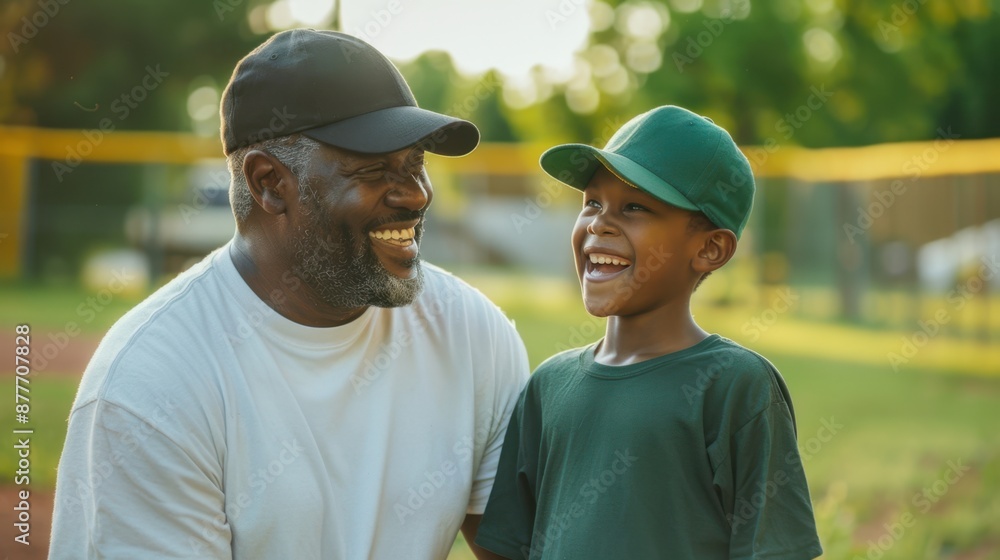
left=368, top=226, right=417, bottom=247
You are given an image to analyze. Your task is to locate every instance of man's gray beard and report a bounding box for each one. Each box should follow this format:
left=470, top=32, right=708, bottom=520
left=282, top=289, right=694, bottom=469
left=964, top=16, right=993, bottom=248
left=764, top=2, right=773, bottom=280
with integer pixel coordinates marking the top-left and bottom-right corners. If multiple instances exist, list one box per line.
left=291, top=197, right=424, bottom=309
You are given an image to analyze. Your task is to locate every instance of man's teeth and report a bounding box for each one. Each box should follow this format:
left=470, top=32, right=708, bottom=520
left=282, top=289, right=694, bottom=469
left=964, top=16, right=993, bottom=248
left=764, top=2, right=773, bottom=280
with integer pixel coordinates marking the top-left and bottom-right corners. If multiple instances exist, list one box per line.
left=369, top=227, right=416, bottom=241
left=588, top=253, right=631, bottom=266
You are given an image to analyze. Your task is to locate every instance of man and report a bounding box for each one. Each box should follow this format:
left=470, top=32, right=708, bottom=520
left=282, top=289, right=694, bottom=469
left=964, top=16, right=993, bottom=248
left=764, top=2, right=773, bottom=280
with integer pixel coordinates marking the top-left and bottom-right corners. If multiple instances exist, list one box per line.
left=49, top=29, right=528, bottom=559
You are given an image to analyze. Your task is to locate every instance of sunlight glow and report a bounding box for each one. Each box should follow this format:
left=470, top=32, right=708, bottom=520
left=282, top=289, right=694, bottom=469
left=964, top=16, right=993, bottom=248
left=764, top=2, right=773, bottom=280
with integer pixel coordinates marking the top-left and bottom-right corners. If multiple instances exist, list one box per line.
left=340, top=0, right=592, bottom=80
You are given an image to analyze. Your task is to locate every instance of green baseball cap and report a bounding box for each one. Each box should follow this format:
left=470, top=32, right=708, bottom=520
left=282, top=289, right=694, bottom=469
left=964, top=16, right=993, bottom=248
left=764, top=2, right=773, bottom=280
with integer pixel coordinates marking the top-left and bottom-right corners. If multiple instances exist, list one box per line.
left=540, top=105, right=755, bottom=239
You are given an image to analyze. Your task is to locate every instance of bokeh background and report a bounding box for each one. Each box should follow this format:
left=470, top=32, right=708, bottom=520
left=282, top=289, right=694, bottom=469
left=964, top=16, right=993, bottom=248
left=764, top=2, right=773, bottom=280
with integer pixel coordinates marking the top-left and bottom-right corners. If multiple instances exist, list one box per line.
left=1, top=0, right=999, bottom=558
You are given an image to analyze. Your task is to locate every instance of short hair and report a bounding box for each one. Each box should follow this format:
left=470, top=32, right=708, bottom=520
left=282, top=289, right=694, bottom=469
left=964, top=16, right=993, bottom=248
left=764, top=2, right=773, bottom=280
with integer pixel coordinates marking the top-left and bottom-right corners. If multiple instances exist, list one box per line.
left=687, top=211, right=720, bottom=291
left=227, top=135, right=322, bottom=223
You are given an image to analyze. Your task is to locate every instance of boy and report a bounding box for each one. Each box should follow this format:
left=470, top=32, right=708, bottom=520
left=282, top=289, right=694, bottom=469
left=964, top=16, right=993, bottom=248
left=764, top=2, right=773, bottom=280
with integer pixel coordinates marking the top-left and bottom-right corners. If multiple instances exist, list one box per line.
left=475, top=106, right=823, bottom=559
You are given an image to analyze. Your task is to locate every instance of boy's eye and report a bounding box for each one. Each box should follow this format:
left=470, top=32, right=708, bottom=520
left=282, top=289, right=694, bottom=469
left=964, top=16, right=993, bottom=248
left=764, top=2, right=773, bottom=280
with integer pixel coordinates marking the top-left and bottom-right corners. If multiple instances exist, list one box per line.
left=625, top=203, right=647, bottom=211
left=585, top=199, right=601, bottom=209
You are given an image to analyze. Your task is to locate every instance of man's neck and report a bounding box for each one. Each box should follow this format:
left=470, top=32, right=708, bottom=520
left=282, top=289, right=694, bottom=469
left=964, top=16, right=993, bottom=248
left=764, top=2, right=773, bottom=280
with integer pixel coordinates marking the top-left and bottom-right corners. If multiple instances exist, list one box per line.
left=229, top=235, right=368, bottom=328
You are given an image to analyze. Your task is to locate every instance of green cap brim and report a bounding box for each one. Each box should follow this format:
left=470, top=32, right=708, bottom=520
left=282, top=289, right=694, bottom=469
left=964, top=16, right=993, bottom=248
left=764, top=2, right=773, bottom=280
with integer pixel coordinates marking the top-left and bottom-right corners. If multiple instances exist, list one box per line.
left=539, top=144, right=700, bottom=212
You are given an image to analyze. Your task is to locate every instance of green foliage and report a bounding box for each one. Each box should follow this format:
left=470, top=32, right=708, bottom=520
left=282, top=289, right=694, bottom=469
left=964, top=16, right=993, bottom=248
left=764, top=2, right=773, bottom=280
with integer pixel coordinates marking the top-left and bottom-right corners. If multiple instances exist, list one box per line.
left=2, top=0, right=266, bottom=130
left=499, top=0, right=1000, bottom=147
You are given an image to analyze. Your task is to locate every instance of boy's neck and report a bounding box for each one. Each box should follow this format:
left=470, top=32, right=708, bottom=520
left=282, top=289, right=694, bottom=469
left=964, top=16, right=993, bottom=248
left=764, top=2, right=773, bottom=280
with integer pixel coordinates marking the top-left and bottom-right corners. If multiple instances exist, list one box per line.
left=596, top=299, right=710, bottom=366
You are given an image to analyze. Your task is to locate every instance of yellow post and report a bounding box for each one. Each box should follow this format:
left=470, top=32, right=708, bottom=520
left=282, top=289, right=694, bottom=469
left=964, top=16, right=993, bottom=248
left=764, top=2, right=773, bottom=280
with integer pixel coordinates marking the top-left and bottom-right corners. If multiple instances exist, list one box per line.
left=0, top=154, right=28, bottom=278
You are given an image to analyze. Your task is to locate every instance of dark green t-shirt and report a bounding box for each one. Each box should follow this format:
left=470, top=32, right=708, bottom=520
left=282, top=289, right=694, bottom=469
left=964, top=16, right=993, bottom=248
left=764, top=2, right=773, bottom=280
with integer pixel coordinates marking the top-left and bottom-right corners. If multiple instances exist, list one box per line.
left=476, top=335, right=823, bottom=560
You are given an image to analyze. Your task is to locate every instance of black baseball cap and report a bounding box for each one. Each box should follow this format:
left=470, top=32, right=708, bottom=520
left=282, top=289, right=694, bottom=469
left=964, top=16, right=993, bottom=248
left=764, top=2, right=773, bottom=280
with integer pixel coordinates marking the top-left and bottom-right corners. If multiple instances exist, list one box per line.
left=221, top=28, right=480, bottom=156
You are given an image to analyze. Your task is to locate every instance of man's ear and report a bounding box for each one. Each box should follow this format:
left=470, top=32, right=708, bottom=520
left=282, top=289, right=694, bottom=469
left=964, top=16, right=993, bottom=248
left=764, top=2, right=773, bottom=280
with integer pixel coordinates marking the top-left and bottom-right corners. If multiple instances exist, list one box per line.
left=242, top=150, right=296, bottom=215
left=693, top=229, right=737, bottom=274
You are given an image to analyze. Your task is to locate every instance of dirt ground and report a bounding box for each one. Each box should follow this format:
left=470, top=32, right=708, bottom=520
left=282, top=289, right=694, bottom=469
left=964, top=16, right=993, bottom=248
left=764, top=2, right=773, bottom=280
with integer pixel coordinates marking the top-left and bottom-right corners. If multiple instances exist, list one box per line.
left=1, top=331, right=101, bottom=379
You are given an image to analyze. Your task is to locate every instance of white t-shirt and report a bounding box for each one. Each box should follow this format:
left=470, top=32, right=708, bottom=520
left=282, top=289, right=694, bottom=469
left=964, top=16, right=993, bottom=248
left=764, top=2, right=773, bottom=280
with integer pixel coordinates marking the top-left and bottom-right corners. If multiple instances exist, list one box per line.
left=49, top=243, right=530, bottom=559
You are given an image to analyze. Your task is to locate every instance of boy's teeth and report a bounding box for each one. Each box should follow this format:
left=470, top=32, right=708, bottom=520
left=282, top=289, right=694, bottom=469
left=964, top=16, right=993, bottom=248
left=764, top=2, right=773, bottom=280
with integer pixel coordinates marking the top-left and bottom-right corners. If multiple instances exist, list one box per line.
left=588, top=253, right=630, bottom=266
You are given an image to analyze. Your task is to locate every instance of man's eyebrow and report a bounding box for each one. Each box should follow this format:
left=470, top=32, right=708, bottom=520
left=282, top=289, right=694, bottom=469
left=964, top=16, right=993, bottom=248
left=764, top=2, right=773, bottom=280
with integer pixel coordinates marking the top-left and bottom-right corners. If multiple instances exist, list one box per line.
left=339, top=156, right=386, bottom=175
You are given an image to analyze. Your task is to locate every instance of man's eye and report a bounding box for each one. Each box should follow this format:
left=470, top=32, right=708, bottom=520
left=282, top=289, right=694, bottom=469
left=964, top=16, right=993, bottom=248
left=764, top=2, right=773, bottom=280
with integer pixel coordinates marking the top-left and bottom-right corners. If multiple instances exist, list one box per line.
left=357, top=166, right=384, bottom=178
left=405, top=160, right=426, bottom=174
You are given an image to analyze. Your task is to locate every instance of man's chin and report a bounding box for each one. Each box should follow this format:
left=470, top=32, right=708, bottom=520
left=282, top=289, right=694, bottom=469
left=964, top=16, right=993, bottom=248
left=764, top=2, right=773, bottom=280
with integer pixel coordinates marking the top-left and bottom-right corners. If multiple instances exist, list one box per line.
left=369, top=264, right=424, bottom=308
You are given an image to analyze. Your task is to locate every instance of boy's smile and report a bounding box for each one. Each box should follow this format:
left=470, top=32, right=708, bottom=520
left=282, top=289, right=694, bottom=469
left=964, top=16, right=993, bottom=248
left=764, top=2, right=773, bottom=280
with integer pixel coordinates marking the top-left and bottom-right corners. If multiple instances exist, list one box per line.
left=572, top=166, right=703, bottom=318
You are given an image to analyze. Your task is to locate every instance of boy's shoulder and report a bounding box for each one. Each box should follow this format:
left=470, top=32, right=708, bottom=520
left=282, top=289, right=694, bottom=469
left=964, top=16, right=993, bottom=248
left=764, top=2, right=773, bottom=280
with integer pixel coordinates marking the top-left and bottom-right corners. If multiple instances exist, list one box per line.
left=720, top=336, right=785, bottom=385
left=695, top=337, right=797, bottom=432
left=523, top=345, right=590, bottom=389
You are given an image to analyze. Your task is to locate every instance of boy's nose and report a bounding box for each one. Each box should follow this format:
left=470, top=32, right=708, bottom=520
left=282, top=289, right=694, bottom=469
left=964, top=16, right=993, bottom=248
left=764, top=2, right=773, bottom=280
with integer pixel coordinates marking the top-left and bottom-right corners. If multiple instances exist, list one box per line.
left=587, top=216, right=619, bottom=236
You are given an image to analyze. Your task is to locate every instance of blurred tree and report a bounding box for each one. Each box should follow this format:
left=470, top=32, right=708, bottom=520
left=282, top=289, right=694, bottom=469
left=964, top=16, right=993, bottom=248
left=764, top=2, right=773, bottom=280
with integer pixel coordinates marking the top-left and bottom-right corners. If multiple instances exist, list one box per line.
left=1, top=0, right=269, bottom=278
left=497, top=0, right=1000, bottom=147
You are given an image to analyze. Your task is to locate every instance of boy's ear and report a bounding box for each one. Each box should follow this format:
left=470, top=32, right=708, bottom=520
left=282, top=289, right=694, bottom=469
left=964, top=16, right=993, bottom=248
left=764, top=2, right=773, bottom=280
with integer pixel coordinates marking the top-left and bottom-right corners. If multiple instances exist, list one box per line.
left=242, top=150, right=297, bottom=216
left=693, top=229, right=737, bottom=274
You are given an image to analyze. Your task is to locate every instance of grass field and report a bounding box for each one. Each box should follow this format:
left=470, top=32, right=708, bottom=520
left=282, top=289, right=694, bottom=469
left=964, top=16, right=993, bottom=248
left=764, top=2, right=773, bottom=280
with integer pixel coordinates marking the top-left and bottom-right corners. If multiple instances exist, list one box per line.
left=1, top=273, right=998, bottom=559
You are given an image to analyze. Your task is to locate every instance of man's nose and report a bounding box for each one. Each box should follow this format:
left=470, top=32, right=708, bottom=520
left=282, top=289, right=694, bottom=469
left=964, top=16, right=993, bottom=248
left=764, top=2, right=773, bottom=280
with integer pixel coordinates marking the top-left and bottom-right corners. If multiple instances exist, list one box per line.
left=384, top=171, right=431, bottom=212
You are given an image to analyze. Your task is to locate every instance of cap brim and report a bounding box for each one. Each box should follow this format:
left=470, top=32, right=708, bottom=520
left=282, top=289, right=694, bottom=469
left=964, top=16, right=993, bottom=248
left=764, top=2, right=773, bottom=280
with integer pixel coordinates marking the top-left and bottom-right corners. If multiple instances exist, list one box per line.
left=301, top=105, right=480, bottom=156
left=539, top=144, right=699, bottom=212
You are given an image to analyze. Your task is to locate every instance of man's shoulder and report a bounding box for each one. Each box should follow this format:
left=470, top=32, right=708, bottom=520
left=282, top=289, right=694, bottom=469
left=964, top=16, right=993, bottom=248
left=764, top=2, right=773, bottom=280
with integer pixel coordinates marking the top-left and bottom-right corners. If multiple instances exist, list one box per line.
left=102, top=249, right=226, bottom=348
left=76, top=249, right=230, bottom=411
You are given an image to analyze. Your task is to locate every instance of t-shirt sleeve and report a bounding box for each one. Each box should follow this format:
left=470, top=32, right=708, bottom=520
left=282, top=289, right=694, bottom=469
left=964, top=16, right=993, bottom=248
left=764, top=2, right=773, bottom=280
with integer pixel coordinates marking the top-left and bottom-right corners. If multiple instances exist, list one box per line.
left=466, top=309, right=531, bottom=515
left=717, top=400, right=823, bottom=560
left=475, top=388, right=536, bottom=559
left=49, top=400, right=231, bottom=559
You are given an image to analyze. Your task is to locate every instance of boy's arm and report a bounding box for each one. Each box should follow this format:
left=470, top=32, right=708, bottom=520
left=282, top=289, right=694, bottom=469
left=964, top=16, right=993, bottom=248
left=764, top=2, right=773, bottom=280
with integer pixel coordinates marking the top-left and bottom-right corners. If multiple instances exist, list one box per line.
left=474, top=387, right=539, bottom=559
left=723, top=399, right=824, bottom=560
left=462, top=515, right=512, bottom=560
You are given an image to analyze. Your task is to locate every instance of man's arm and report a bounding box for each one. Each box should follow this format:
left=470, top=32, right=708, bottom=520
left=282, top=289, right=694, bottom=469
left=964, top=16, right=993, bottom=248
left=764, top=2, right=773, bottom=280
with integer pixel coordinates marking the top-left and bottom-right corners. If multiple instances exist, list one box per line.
left=462, top=514, right=510, bottom=560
